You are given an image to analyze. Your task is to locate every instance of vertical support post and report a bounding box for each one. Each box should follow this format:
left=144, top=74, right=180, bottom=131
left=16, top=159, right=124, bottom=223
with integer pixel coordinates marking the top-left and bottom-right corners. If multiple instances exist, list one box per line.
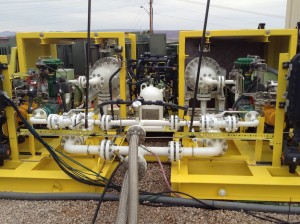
left=272, top=53, right=290, bottom=166
left=3, top=48, right=19, bottom=161
left=178, top=32, right=186, bottom=119
left=118, top=33, right=127, bottom=118
left=255, top=117, right=265, bottom=162
left=126, top=33, right=137, bottom=60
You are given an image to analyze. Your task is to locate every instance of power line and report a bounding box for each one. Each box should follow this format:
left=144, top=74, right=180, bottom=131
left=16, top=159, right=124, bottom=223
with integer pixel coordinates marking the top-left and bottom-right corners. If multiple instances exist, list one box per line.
left=155, top=2, right=260, bottom=25
left=177, top=0, right=285, bottom=19
left=155, top=13, right=236, bottom=29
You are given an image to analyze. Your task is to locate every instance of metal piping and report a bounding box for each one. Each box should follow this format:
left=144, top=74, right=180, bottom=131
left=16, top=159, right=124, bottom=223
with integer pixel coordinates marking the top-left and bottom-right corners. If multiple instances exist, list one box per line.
left=63, top=140, right=225, bottom=158
left=0, top=192, right=300, bottom=214
left=128, top=134, right=140, bottom=224
left=115, top=171, right=129, bottom=224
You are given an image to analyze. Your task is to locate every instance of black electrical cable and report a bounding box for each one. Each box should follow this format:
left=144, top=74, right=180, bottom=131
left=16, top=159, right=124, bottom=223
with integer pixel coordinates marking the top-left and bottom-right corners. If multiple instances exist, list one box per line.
left=244, top=211, right=295, bottom=224
left=98, top=99, right=188, bottom=116
left=91, top=161, right=123, bottom=224
left=108, top=67, right=122, bottom=119
left=85, top=0, right=92, bottom=129
left=98, top=99, right=132, bottom=116
left=139, top=191, right=214, bottom=209
left=0, top=91, right=121, bottom=189
left=189, top=0, right=210, bottom=132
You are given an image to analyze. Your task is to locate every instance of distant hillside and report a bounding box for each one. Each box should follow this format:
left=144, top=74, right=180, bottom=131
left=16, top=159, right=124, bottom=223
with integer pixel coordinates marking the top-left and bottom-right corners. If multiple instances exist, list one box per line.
left=0, top=31, right=16, bottom=37
left=0, top=30, right=179, bottom=41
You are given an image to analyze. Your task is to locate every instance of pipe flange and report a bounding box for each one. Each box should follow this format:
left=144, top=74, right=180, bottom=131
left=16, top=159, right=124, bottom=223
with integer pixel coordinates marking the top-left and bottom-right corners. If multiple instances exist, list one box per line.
left=175, top=141, right=181, bottom=161
left=60, top=136, right=84, bottom=147
left=105, top=140, right=112, bottom=160
left=47, top=114, right=59, bottom=130
left=170, top=115, right=174, bottom=131
left=174, top=115, right=179, bottom=131
left=169, top=141, right=174, bottom=162
left=225, top=116, right=232, bottom=132
left=100, top=139, right=107, bottom=159
left=126, top=125, right=146, bottom=144
left=232, top=116, right=237, bottom=132
left=101, top=114, right=106, bottom=130
left=78, top=76, right=86, bottom=88
left=169, top=141, right=180, bottom=162
left=105, top=115, right=111, bottom=131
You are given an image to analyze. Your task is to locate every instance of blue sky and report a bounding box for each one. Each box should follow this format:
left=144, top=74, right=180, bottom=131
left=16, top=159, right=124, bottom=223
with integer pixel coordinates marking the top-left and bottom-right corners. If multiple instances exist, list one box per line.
left=0, top=0, right=287, bottom=31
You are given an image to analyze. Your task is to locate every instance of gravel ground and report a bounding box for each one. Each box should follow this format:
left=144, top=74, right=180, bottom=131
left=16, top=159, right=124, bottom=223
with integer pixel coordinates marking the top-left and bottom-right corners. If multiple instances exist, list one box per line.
left=1, top=199, right=300, bottom=224
left=0, top=162, right=299, bottom=224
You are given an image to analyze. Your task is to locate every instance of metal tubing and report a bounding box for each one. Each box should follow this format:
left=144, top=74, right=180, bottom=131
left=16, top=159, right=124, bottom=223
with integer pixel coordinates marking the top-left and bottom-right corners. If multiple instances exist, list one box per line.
left=128, top=134, right=140, bottom=224
left=115, top=171, right=129, bottom=224
left=1, top=192, right=300, bottom=214
left=63, top=141, right=223, bottom=157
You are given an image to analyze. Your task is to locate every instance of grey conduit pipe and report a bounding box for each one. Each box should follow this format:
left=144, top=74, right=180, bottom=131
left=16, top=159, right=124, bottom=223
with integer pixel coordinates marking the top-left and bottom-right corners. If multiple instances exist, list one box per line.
left=115, top=171, right=129, bottom=224
left=128, top=135, right=141, bottom=224
left=1, top=192, right=300, bottom=214
left=126, top=125, right=146, bottom=224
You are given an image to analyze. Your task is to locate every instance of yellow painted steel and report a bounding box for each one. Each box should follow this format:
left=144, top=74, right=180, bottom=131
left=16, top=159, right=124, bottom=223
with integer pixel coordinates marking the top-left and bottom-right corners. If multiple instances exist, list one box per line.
left=2, top=48, right=19, bottom=161
left=2, top=29, right=300, bottom=202
left=173, top=29, right=299, bottom=201
left=254, top=117, right=265, bottom=162
left=0, top=32, right=133, bottom=193
left=272, top=53, right=291, bottom=167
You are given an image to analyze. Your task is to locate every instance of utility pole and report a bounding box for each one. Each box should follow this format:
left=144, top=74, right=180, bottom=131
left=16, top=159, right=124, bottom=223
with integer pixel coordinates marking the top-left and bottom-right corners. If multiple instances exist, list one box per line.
left=141, top=1, right=153, bottom=33
left=150, top=0, right=153, bottom=33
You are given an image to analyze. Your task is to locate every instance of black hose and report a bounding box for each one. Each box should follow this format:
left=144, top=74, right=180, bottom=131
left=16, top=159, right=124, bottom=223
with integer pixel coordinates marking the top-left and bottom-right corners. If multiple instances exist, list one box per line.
left=0, top=91, right=115, bottom=189
left=98, top=99, right=188, bottom=116
left=189, top=0, right=211, bottom=132
left=109, top=67, right=122, bottom=119
left=91, top=161, right=123, bottom=224
left=1, top=192, right=300, bottom=214
left=141, top=99, right=188, bottom=113
left=98, top=99, right=132, bottom=116
left=126, top=78, right=150, bottom=86
left=137, top=66, right=177, bottom=70
left=85, top=0, right=92, bottom=129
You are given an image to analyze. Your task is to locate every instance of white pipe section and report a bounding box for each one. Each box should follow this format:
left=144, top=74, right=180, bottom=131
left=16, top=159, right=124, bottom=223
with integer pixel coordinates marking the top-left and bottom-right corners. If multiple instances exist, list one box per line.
left=203, top=77, right=235, bottom=86
left=68, top=80, right=79, bottom=84
left=64, top=141, right=100, bottom=154
left=200, top=100, right=207, bottom=115
left=224, top=80, right=235, bottom=85
left=29, top=117, right=47, bottom=124
left=63, top=141, right=224, bottom=157
left=110, top=120, right=171, bottom=127
left=89, top=77, right=101, bottom=86
left=236, top=120, right=259, bottom=127
left=203, top=78, right=219, bottom=86
left=181, top=145, right=223, bottom=157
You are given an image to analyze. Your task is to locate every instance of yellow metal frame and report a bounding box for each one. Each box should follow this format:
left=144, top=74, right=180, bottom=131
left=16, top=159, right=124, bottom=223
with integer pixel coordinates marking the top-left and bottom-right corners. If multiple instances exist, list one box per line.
left=2, top=30, right=300, bottom=202
left=0, top=32, right=135, bottom=192
left=174, top=29, right=300, bottom=202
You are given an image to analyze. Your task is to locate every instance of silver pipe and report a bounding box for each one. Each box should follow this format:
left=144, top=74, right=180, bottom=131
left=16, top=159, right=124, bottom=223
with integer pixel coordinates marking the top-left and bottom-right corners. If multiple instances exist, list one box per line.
left=128, top=134, right=139, bottom=224
left=115, top=171, right=129, bottom=224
